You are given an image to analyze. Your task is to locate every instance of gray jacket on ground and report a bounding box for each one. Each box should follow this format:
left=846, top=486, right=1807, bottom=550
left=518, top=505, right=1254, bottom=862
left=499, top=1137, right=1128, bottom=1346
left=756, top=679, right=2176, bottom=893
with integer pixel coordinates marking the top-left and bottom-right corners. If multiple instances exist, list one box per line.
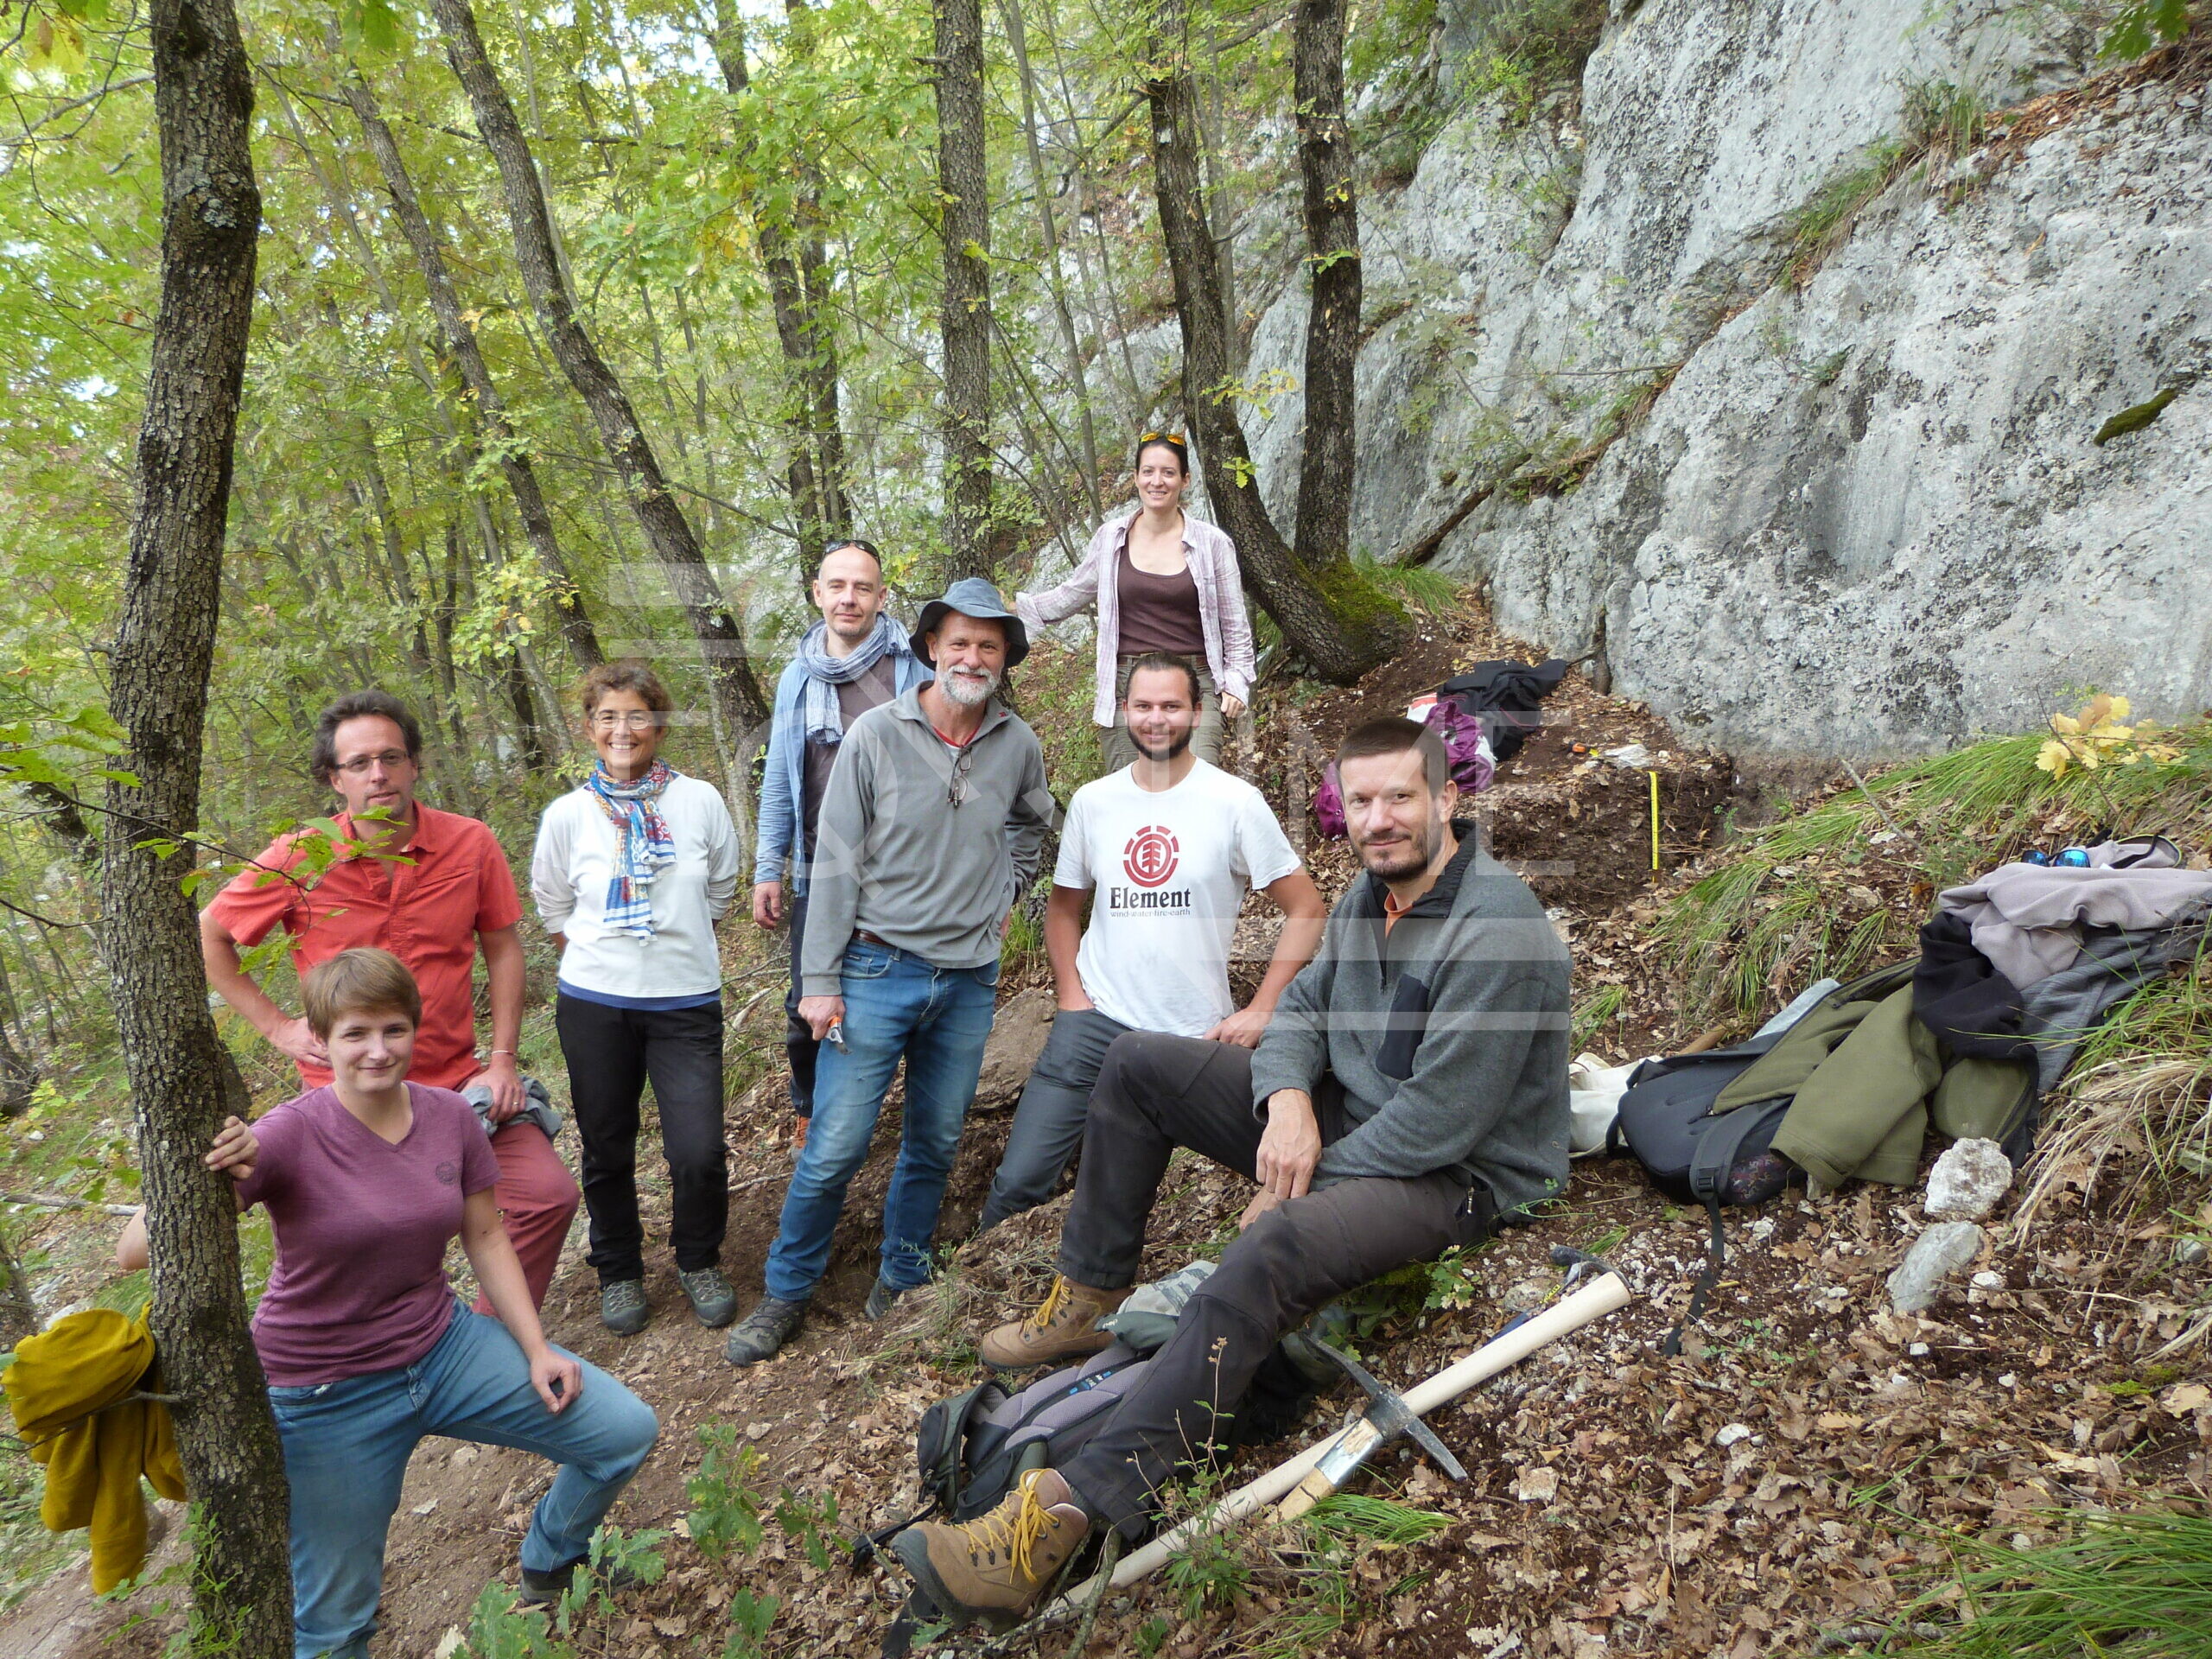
left=1249, top=824, right=1572, bottom=1214
left=800, top=688, right=1058, bottom=995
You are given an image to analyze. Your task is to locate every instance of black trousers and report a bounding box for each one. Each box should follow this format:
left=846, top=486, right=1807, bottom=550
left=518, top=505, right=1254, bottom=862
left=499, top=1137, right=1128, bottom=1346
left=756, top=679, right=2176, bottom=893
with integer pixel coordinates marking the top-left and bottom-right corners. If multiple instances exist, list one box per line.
left=1056, top=1033, right=1486, bottom=1533
left=556, top=994, right=728, bottom=1282
left=785, top=890, right=817, bottom=1118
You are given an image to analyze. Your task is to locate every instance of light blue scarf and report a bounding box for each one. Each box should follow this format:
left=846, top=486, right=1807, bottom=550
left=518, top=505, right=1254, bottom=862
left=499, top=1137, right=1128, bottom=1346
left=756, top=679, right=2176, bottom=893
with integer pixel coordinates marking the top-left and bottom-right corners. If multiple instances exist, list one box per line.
left=796, top=613, right=912, bottom=747
left=584, top=760, right=677, bottom=940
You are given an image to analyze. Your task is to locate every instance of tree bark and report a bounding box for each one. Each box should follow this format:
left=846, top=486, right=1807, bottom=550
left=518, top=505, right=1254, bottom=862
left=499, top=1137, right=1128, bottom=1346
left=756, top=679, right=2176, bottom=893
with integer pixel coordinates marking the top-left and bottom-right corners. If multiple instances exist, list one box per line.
left=935, top=0, right=994, bottom=580
left=339, top=65, right=605, bottom=673
left=1293, top=0, right=1359, bottom=563
left=426, top=0, right=768, bottom=749
left=708, top=3, right=851, bottom=567
left=1142, top=0, right=1404, bottom=683
left=102, top=0, right=291, bottom=1649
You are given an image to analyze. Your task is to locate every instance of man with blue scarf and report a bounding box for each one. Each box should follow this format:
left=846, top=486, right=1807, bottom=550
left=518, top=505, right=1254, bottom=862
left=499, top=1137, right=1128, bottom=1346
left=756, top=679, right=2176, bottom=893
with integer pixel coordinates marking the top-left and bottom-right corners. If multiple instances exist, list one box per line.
left=753, top=540, right=932, bottom=1147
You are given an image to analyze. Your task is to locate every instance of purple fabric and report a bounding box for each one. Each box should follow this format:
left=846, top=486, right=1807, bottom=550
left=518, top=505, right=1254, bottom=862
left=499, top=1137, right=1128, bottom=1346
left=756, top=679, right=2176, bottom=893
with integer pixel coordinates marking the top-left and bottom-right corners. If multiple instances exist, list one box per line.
left=235, top=1084, right=502, bottom=1387
left=1313, top=702, right=1495, bottom=839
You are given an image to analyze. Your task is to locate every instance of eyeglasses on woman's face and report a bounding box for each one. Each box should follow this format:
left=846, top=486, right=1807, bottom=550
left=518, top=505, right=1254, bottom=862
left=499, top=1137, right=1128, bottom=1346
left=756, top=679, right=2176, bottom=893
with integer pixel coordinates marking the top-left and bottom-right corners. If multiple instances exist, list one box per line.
left=590, top=709, right=658, bottom=732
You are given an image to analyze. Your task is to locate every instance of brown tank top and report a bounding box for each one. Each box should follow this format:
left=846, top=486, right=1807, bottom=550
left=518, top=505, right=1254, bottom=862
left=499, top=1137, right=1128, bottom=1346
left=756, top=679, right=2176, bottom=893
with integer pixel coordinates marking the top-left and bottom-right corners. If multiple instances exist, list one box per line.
left=1116, top=547, right=1206, bottom=655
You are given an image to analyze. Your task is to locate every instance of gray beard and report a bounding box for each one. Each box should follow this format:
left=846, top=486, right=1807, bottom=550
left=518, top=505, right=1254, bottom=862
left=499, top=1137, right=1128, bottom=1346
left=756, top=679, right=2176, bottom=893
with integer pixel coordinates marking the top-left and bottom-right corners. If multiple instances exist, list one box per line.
left=940, top=668, right=999, bottom=707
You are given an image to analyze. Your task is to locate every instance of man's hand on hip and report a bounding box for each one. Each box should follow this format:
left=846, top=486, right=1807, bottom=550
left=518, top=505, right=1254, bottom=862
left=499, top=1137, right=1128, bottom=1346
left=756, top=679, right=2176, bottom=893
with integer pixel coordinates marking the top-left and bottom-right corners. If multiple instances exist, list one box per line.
left=1255, top=1088, right=1321, bottom=1203
left=467, top=1053, right=527, bottom=1122
left=269, top=1015, right=329, bottom=1070
left=797, top=994, right=845, bottom=1042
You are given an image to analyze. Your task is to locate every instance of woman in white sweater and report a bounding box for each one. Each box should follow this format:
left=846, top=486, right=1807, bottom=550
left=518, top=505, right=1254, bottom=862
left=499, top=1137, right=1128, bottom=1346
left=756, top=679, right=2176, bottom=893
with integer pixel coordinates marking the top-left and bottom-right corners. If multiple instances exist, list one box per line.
left=532, top=662, right=740, bottom=1338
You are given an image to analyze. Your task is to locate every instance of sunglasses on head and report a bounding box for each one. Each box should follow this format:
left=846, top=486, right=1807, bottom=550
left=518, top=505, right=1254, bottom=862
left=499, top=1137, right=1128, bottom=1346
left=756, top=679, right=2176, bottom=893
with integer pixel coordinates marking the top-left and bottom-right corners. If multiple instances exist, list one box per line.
left=1138, top=431, right=1185, bottom=448
left=823, top=538, right=880, bottom=559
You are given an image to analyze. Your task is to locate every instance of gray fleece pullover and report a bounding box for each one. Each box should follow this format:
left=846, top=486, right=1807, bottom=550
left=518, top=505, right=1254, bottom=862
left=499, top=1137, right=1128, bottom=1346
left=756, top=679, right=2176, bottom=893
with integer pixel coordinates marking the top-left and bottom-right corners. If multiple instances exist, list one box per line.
left=800, top=688, right=1058, bottom=995
left=1249, top=825, right=1572, bottom=1214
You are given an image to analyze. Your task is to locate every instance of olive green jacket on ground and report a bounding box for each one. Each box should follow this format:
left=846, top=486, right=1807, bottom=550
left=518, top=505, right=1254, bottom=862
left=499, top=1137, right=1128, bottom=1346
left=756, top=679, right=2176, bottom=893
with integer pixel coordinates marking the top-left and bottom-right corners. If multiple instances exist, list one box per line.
left=1711, top=963, right=2032, bottom=1189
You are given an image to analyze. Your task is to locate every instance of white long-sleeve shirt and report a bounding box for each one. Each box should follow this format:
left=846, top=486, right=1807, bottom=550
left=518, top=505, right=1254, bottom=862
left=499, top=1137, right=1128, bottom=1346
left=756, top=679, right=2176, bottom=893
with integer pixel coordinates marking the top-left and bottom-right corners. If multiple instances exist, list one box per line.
left=531, top=775, right=740, bottom=1002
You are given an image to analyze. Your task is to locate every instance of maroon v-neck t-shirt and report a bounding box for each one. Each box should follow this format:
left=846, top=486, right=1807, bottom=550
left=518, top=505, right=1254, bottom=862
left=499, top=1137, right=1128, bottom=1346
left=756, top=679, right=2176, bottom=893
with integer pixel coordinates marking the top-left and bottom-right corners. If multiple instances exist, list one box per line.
left=235, top=1083, right=501, bottom=1387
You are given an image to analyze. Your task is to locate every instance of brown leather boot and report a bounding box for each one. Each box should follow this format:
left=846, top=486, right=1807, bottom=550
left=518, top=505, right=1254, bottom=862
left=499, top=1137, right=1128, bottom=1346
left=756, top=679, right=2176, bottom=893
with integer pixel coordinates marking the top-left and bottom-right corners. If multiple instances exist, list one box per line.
left=977, top=1275, right=1128, bottom=1371
left=890, top=1468, right=1090, bottom=1630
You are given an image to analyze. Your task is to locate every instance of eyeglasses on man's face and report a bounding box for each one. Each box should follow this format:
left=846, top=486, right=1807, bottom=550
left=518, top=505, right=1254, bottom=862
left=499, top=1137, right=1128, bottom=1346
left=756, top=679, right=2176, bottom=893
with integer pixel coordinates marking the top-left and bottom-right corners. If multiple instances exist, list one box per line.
left=334, top=750, right=414, bottom=776
left=590, top=710, right=659, bottom=731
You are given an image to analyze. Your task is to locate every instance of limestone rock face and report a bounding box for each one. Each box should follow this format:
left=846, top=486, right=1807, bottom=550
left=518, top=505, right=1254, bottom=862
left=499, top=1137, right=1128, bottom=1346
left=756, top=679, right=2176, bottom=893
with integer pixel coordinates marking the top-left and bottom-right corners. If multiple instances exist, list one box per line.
left=1227, top=0, right=2209, bottom=756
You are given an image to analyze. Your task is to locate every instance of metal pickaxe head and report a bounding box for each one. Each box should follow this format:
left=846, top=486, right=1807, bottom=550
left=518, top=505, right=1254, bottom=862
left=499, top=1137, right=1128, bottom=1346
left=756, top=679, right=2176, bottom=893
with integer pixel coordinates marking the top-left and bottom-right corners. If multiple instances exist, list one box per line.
left=1549, top=1243, right=1621, bottom=1288
left=1305, top=1339, right=1469, bottom=1485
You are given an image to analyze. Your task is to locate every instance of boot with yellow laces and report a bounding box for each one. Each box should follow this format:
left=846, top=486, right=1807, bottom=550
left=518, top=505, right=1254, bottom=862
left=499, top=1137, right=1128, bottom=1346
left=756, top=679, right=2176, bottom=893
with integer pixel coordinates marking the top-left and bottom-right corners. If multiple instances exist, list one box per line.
left=976, top=1274, right=1128, bottom=1370
left=891, top=1467, right=1090, bottom=1630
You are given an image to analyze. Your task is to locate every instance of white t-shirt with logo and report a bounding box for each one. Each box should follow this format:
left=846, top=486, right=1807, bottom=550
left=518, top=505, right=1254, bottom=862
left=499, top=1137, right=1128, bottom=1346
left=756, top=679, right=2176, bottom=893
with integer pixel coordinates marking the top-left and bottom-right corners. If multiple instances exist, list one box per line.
left=1055, top=760, right=1304, bottom=1038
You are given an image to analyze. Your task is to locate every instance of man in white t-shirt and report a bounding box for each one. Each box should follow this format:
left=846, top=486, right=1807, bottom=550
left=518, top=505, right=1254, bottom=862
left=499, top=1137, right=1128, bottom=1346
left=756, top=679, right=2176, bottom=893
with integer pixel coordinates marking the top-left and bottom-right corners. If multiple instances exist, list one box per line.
left=977, top=653, right=1325, bottom=1230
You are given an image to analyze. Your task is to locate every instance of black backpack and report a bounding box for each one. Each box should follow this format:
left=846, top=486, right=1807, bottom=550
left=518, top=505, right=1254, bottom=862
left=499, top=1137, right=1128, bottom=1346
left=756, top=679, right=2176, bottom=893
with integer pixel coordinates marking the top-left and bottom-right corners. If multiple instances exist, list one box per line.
left=1609, top=1034, right=1793, bottom=1356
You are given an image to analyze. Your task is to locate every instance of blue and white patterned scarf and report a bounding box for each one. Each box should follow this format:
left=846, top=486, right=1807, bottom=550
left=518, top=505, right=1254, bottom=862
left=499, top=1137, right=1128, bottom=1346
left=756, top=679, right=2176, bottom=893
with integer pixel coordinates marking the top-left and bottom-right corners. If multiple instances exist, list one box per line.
left=796, top=613, right=914, bottom=748
left=585, top=760, right=678, bottom=940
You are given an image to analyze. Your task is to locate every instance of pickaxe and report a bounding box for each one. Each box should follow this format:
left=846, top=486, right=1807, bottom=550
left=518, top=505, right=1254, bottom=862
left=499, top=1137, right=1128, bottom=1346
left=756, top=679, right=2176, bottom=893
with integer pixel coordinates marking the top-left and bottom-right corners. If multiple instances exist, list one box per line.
left=1272, top=1246, right=1623, bottom=1522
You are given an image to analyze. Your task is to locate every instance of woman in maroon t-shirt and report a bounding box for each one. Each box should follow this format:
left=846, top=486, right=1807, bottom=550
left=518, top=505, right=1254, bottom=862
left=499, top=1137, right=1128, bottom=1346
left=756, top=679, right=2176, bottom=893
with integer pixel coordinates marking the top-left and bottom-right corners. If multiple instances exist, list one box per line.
left=1015, top=431, right=1257, bottom=769
left=120, top=950, right=657, bottom=1658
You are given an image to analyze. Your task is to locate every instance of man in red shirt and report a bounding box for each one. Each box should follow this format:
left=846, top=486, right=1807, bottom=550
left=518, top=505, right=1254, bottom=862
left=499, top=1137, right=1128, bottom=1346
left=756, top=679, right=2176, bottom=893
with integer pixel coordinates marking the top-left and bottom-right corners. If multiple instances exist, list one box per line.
left=200, top=690, right=580, bottom=1306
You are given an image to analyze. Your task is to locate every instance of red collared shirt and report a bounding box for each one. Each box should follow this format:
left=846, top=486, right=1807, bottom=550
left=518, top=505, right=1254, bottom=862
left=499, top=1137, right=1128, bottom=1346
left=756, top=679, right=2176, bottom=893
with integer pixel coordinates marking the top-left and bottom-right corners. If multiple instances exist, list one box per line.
left=204, top=804, right=524, bottom=1090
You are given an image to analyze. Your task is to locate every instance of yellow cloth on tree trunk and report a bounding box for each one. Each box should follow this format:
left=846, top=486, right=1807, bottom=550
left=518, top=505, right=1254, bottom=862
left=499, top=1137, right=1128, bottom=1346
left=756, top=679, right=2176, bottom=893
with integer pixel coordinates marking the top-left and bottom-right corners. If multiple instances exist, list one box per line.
left=3, top=1307, right=187, bottom=1592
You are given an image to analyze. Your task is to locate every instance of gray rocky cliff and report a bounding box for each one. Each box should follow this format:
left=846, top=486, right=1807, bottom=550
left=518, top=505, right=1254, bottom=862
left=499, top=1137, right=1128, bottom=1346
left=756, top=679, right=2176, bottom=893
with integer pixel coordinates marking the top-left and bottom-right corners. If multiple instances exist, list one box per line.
left=1230, top=0, right=2209, bottom=756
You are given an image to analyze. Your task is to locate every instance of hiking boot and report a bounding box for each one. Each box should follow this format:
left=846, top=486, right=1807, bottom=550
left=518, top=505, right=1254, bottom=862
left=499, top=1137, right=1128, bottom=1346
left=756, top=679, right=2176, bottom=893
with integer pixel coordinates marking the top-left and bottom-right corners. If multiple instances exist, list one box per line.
left=890, top=1468, right=1090, bottom=1630
left=677, top=1267, right=738, bottom=1328
left=516, top=1554, right=640, bottom=1608
left=862, top=1277, right=907, bottom=1322
left=599, top=1279, right=649, bottom=1337
left=724, top=1295, right=805, bottom=1366
left=977, top=1275, right=1128, bottom=1371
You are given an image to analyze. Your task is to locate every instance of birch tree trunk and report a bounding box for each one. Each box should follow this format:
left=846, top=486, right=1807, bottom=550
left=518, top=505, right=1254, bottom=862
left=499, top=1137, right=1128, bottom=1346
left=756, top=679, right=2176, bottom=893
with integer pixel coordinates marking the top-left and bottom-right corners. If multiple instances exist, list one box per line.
left=102, top=0, right=291, bottom=1647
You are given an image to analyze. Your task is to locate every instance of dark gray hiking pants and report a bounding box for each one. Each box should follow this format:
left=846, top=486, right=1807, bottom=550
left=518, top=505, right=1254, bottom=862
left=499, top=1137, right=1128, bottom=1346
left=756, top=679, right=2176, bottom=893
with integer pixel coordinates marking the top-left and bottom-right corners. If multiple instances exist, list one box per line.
left=976, top=1007, right=1133, bottom=1232
left=1054, top=1033, right=1490, bottom=1533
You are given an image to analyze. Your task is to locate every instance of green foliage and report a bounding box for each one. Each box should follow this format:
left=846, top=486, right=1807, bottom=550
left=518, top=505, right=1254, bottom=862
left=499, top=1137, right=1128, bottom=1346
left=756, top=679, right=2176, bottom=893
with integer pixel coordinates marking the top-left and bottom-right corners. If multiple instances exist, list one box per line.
left=1900, top=1506, right=2212, bottom=1659
left=1900, top=78, right=1987, bottom=162
left=2101, top=1, right=2196, bottom=60
left=1351, top=554, right=1461, bottom=617
left=1297, top=1493, right=1453, bottom=1548
left=1658, top=717, right=2212, bottom=1028
left=772, top=1486, right=841, bottom=1573
left=686, top=1426, right=769, bottom=1559
left=1459, top=0, right=1611, bottom=119
left=1786, top=137, right=1914, bottom=286
left=1571, top=982, right=1627, bottom=1052
left=721, top=1587, right=780, bottom=1659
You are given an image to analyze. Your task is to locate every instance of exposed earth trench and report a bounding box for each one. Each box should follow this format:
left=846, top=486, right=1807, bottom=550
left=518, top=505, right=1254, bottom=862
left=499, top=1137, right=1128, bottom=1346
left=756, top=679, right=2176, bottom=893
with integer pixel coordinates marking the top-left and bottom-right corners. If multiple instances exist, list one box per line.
left=7, top=609, right=2208, bottom=1659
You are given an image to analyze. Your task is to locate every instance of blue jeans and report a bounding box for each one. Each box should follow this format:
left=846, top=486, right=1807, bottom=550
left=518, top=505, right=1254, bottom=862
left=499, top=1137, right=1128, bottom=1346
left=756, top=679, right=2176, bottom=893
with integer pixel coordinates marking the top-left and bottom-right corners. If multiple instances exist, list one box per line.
left=764, top=938, right=1000, bottom=1300
left=269, top=1303, right=659, bottom=1659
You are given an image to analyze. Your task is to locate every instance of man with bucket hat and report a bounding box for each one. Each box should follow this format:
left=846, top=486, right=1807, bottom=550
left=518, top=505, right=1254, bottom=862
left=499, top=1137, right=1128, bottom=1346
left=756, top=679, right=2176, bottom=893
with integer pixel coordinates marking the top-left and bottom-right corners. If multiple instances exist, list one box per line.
left=728, top=579, right=1059, bottom=1365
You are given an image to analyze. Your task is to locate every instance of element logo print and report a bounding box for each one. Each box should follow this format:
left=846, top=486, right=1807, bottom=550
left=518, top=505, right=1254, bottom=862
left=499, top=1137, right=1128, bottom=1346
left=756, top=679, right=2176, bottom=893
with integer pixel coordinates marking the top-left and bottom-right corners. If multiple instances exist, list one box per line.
left=1122, top=825, right=1179, bottom=888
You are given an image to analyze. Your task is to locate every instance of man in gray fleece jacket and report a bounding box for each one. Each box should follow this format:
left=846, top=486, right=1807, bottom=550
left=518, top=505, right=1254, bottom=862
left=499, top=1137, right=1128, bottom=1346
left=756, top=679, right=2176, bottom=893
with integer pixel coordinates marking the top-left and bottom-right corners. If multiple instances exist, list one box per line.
left=893, top=715, right=1571, bottom=1628
left=727, top=580, right=1058, bottom=1366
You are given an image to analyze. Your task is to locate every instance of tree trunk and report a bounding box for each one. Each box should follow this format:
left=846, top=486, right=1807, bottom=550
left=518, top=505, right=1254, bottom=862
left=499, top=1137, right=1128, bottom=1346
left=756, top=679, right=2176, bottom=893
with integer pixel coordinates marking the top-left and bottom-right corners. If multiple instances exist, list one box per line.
left=935, top=0, right=994, bottom=580
left=339, top=65, right=605, bottom=673
left=1141, top=0, right=1404, bottom=684
left=102, top=0, right=292, bottom=1649
left=708, top=3, right=851, bottom=567
left=1293, top=0, right=1359, bottom=563
left=426, top=0, right=768, bottom=747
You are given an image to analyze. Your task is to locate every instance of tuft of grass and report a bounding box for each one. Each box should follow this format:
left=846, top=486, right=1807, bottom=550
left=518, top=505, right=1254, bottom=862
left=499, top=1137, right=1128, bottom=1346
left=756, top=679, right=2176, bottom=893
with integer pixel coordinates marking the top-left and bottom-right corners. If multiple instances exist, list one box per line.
left=1902, top=77, right=1988, bottom=162
left=1899, top=1505, right=2212, bottom=1659
left=1571, top=982, right=1627, bottom=1053
left=1658, top=719, right=2212, bottom=1031
left=1298, top=1493, right=1454, bottom=1548
left=1787, top=136, right=1915, bottom=286
left=1352, top=554, right=1463, bottom=617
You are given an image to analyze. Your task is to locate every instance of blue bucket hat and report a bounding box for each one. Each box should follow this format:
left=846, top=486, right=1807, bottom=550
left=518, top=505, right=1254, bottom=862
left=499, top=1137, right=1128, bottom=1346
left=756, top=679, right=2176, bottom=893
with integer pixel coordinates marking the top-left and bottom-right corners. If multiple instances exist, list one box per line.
left=910, top=576, right=1031, bottom=668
